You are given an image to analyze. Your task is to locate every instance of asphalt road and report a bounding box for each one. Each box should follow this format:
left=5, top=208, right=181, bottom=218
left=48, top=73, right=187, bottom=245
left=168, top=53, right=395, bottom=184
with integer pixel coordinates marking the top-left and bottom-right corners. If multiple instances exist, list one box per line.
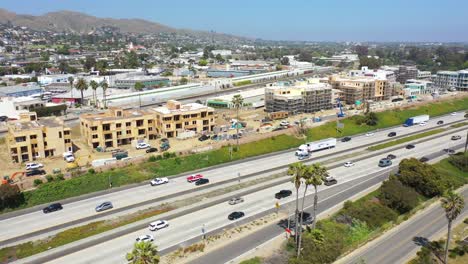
left=340, top=188, right=468, bottom=264
left=34, top=132, right=465, bottom=264
left=0, top=114, right=465, bottom=247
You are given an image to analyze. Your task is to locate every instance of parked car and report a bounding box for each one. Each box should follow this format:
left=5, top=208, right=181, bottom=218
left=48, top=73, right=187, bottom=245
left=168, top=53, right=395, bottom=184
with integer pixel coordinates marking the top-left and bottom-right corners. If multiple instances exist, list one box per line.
left=451, top=135, right=462, bottom=140
left=186, top=174, right=203, bottom=183
left=150, top=177, right=169, bottom=186
left=136, top=234, right=154, bottom=242
left=437, top=120, right=444, bottom=125
left=211, top=135, right=219, bottom=140
left=341, top=136, right=352, bottom=142
left=25, top=162, right=43, bottom=170
left=195, top=178, right=210, bottom=186
left=275, top=190, right=292, bottom=199
left=146, top=147, right=158, bottom=153
left=26, top=169, right=46, bottom=177
left=62, top=152, right=75, bottom=162
left=387, top=154, right=397, bottom=160
left=95, top=202, right=113, bottom=212
left=43, top=203, right=63, bottom=214
left=280, top=121, right=290, bottom=126
left=365, top=132, right=374, bottom=137
left=136, top=143, right=151, bottom=149
left=149, top=220, right=169, bottom=231
left=344, top=161, right=355, bottom=167
left=419, top=157, right=429, bottom=162
left=378, top=158, right=392, bottom=167
left=228, top=211, right=245, bottom=220
left=388, top=132, right=397, bottom=137
left=323, top=176, right=338, bottom=186
left=228, top=197, right=244, bottom=205
left=406, top=144, right=415, bottom=149
left=198, top=135, right=210, bottom=141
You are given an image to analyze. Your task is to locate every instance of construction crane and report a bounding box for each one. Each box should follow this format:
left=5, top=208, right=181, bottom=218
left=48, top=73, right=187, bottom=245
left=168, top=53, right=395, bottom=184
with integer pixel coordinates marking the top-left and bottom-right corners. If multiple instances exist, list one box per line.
left=336, top=98, right=346, bottom=118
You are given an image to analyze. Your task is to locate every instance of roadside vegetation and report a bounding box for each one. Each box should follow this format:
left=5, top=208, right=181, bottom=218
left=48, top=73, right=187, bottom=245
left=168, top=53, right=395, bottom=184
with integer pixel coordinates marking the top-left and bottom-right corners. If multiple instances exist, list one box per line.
left=287, top=155, right=468, bottom=264
left=240, top=257, right=263, bottom=264
left=450, top=122, right=468, bottom=128
left=1, top=98, right=467, bottom=214
left=367, top=129, right=446, bottom=151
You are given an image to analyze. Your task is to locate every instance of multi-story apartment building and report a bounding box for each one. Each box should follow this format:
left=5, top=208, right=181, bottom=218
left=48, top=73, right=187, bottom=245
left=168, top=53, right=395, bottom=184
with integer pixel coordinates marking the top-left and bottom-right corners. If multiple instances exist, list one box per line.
left=404, top=79, right=435, bottom=97
left=80, top=108, right=157, bottom=149
left=328, top=76, right=393, bottom=104
left=432, top=69, right=468, bottom=91
left=152, top=100, right=215, bottom=138
left=265, top=83, right=333, bottom=114
left=7, top=112, right=72, bottom=163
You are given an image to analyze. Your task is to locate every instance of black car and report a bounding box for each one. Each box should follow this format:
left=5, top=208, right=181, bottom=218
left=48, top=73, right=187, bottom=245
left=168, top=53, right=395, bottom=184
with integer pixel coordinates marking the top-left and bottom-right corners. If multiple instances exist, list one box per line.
left=419, top=157, right=429, bottom=162
left=26, top=169, right=46, bottom=177
left=451, top=135, right=462, bottom=140
left=388, top=132, right=397, bottom=137
left=198, top=135, right=209, bottom=141
left=387, top=154, right=397, bottom=160
left=228, top=211, right=245, bottom=220
left=341, top=136, right=351, bottom=142
left=43, top=203, right=63, bottom=213
left=437, top=120, right=444, bottom=125
left=195, top=178, right=210, bottom=186
left=146, top=147, right=158, bottom=153
left=0, top=115, right=7, bottom=122
left=406, top=144, right=415, bottom=149
left=275, top=190, right=292, bottom=199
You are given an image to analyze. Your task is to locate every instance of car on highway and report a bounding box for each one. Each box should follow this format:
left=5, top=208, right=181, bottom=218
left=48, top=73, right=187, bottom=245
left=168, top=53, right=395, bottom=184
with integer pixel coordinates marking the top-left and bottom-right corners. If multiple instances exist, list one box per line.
left=437, top=120, right=444, bottom=125
left=150, top=177, right=169, bottom=186
left=443, top=149, right=455, bottom=154
left=25, top=162, right=43, bottom=170
left=43, top=203, right=63, bottom=214
left=419, top=157, right=429, bottom=162
left=136, top=234, right=154, bottom=242
left=388, top=132, right=397, bottom=137
left=186, top=174, right=203, bottom=182
left=378, top=158, right=392, bottom=167
left=136, top=142, right=151, bottom=149
left=419, top=121, right=427, bottom=126
left=451, top=135, right=462, bottom=140
left=275, top=190, right=292, bottom=199
left=298, top=153, right=310, bottom=160
left=26, top=169, right=46, bottom=177
left=95, top=202, right=113, bottom=212
left=228, top=197, right=244, bottom=205
left=344, top=161, right=355, bottom=167
left=195, top=178, right=210, bottom=186
left=146, top=147, right=158, bottom=153
left=149, top=220, right=169, bottom=231
left=451, top=112, right=457, bottom=116
left=341, top=136, right=352, bottom=142
left=406, top=144, right=415, bottom=149
left=365, top=132, right=374, bottom=137
left=323, top=176, right=338, bottom=186
left=198, top=135, right=209, bottom=141
left=228, top=211, right=245, bottom=220
left=387, top=154, right=397, bottom=160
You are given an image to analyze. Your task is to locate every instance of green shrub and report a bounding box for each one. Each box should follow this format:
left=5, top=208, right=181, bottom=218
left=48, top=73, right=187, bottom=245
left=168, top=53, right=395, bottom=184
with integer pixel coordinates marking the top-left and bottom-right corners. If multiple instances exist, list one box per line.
left=88, top=168, right=96, bottom=174
left=240, top=257, right=262, bottom=264
left=233, top=80, right=252, bottom=87
left=379, top=176, right=420, bottom=214
left=33, top=179, right=43, bottom=187
left=45, top=175, right=54, bottom=183
left=340, top=200, right=398, bottom=229
left=345, top=219, right=373, bottom=245
left=448, top=152, right=468, bottom=172
left=399, top=158, right=446, bottom=197
left=148, top=155, right=157, bottom=162
left=56, top=174, right=65, bottom=181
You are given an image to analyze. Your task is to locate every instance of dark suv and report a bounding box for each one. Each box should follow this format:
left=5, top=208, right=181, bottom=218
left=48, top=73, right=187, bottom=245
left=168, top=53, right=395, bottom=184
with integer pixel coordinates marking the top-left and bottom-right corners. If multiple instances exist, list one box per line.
left=43, top=203, right=63, bottom=214
left=324, top=177, right=338, bottom=186
left=195, top=178, right=210, bottom=186
left=275, top=190, right=292, bottom=199
left=341, top=136, right=351, bottom=142
left=26, top=169, right=46, bottom=177
left=388, top=132, right=397, bottom=137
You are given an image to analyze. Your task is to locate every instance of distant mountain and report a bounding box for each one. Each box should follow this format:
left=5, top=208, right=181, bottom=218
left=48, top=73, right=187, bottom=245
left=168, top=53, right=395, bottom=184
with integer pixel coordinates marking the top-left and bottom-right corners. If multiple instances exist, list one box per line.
left=0, top=9, right=247, bottom=41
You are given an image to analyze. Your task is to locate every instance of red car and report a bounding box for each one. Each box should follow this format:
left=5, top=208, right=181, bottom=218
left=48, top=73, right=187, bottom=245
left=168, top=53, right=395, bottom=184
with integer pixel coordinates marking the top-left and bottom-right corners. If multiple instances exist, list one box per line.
left=187, top=174, right=203, bottom=183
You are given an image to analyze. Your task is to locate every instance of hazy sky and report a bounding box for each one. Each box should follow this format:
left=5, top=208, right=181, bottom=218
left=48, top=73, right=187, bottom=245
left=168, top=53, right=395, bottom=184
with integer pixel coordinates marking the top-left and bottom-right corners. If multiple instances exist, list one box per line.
left=1, top=0, right=468, bottom=42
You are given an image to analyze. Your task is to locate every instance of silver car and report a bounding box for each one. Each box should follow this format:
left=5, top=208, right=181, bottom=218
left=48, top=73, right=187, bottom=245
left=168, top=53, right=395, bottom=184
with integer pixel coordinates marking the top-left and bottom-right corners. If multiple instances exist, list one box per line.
left=95, top=201, right=113, bottom=212
left=228, top=197, right=244, bottom=205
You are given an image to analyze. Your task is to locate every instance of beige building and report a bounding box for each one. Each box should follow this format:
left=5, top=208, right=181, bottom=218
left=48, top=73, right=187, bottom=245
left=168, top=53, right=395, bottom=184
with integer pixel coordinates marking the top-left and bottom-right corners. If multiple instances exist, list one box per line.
left=328, top=76, right=393, bottom=104
left=80, top=108, right=157, bottom=149
left=7, top=112, right=72, bottom=163
left=153, top=100, right=215, bottom=138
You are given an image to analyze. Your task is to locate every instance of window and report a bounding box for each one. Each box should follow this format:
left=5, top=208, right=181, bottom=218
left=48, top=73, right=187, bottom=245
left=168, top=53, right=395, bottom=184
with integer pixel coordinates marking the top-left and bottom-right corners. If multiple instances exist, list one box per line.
left=91, top=126, right=97, bottom=131
left=192, top=121, right=196, bottom=125
left=65, top=139, right=71, bottom=143
left=126, top=122, right=131, bottom=126
left=126, top=130, right=131, bottom=134
left=59, top=131, right=62, bottom=138
left=92, top=134, right=98, bottom=139
left=116, top=123, right=122, bottom=128
left=117, top=131, right=122, bottom=136
left=166, top=124, right=171, bottom=129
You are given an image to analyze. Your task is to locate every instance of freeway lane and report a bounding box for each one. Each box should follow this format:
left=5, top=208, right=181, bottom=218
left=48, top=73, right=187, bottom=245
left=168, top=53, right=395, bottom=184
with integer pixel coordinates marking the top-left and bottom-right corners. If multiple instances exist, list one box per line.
left=0, top=114, right=465, bottom=246
left=38, top=132, right=465, bottom=264
left=339, top=188, right=468, bottom=264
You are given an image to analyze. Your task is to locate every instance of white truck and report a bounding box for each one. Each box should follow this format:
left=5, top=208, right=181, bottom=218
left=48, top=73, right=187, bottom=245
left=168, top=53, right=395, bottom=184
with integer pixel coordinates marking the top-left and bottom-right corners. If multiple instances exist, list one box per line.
left=403, top=115, right=430, bottom=127
left=295, top=138, right=337, bottom=155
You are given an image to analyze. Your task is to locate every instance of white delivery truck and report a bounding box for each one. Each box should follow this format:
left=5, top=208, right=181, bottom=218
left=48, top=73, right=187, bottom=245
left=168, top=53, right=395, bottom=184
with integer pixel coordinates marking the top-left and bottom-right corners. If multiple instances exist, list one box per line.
left=295, top=138, right=337, bottom=155
left=403, top=115, right=429, bottom=127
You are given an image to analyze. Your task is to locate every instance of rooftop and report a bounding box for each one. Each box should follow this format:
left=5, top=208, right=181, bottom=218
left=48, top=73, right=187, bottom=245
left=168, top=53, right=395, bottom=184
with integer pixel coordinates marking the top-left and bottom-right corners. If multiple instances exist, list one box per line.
left=80, top=108, right=152, bottom=122
left=152, top=101, right=213, bottom=115
left=0, top=84, right=42, bottom=95
left=8, top=117, right=63, bottom=132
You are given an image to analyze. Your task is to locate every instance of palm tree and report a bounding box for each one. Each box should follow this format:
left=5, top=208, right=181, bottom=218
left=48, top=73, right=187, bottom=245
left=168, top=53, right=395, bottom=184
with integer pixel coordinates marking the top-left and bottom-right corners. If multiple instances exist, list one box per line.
left=441, top=190, right=465, bottom=264
left=75, top=78, right=88, bottom=107
left=68, top=76, right=74, bottom=104
left=126, top=241, right=160, bottom=264
left=134, top=82, right=145, bottom=108
left=100, top=81, right=108, bottom=108
left=89, top=80, right=98, bottom=107
left=231, top=94, right=244, bottom=150
left=287, top=162, right=306, bottom=244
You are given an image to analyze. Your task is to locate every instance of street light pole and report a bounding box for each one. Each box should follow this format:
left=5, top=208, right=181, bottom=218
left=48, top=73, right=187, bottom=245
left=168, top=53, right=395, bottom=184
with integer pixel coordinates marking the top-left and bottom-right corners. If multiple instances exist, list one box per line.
left=237, top=172, right=241, bottom=183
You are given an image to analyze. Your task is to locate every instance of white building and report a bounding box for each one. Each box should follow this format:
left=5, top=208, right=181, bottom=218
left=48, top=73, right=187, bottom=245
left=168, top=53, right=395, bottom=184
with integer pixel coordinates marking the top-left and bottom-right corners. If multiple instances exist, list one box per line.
left=38, top=74, right=74, bottom=86
left=348, top=66, right=396, bottom=82
left=417, top=70, right=431, bottom=79
left=404, top=79, right=435, bottom=97
left=211, top=50, right=232, bottom=56
left=433, top=69, right=468, bottom=91
left=0, top=97, right=45, bottom=119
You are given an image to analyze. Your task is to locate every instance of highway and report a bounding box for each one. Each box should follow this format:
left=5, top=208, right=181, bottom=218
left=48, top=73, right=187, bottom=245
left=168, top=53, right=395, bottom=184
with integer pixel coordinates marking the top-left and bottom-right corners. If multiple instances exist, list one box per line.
left=0, top=113, right=465, bottom=247
left=32, top=131, right=465, bottom=264
left=338, top=188, right=468, bottom=264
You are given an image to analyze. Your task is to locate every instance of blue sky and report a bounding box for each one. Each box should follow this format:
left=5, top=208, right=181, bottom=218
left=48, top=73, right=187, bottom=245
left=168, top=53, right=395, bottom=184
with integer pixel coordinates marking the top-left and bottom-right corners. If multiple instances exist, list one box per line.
left=1, top=0, right=467, bottom=42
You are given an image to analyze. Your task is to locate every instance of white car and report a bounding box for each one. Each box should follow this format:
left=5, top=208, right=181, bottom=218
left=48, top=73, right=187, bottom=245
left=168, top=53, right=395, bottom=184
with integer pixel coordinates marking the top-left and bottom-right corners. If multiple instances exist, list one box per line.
left=149, top=220, right=169, bottom=231
left=25, top=163, right=44, bottom=170
left=365, top=132, right=374, bottom=137
left=280, top=121, right=290, bottom=126
left=419, top=121, right=427, bottom=126
left=136, top=234, right=154, bottom=242
left=451, top=112, right=457, bottom=116
left=136, top=143, right=151, bottom=149
left=150, top=177, right=169, bottom=186
left=63, top=152, right=75, bottom=162
left=344, top=161, right=355, bottom=167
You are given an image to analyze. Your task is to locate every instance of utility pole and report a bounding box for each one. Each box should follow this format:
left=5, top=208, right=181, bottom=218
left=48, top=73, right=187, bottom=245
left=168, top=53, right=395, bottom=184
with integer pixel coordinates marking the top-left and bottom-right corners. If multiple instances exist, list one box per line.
left=464, top=130, right=468, bottom=153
